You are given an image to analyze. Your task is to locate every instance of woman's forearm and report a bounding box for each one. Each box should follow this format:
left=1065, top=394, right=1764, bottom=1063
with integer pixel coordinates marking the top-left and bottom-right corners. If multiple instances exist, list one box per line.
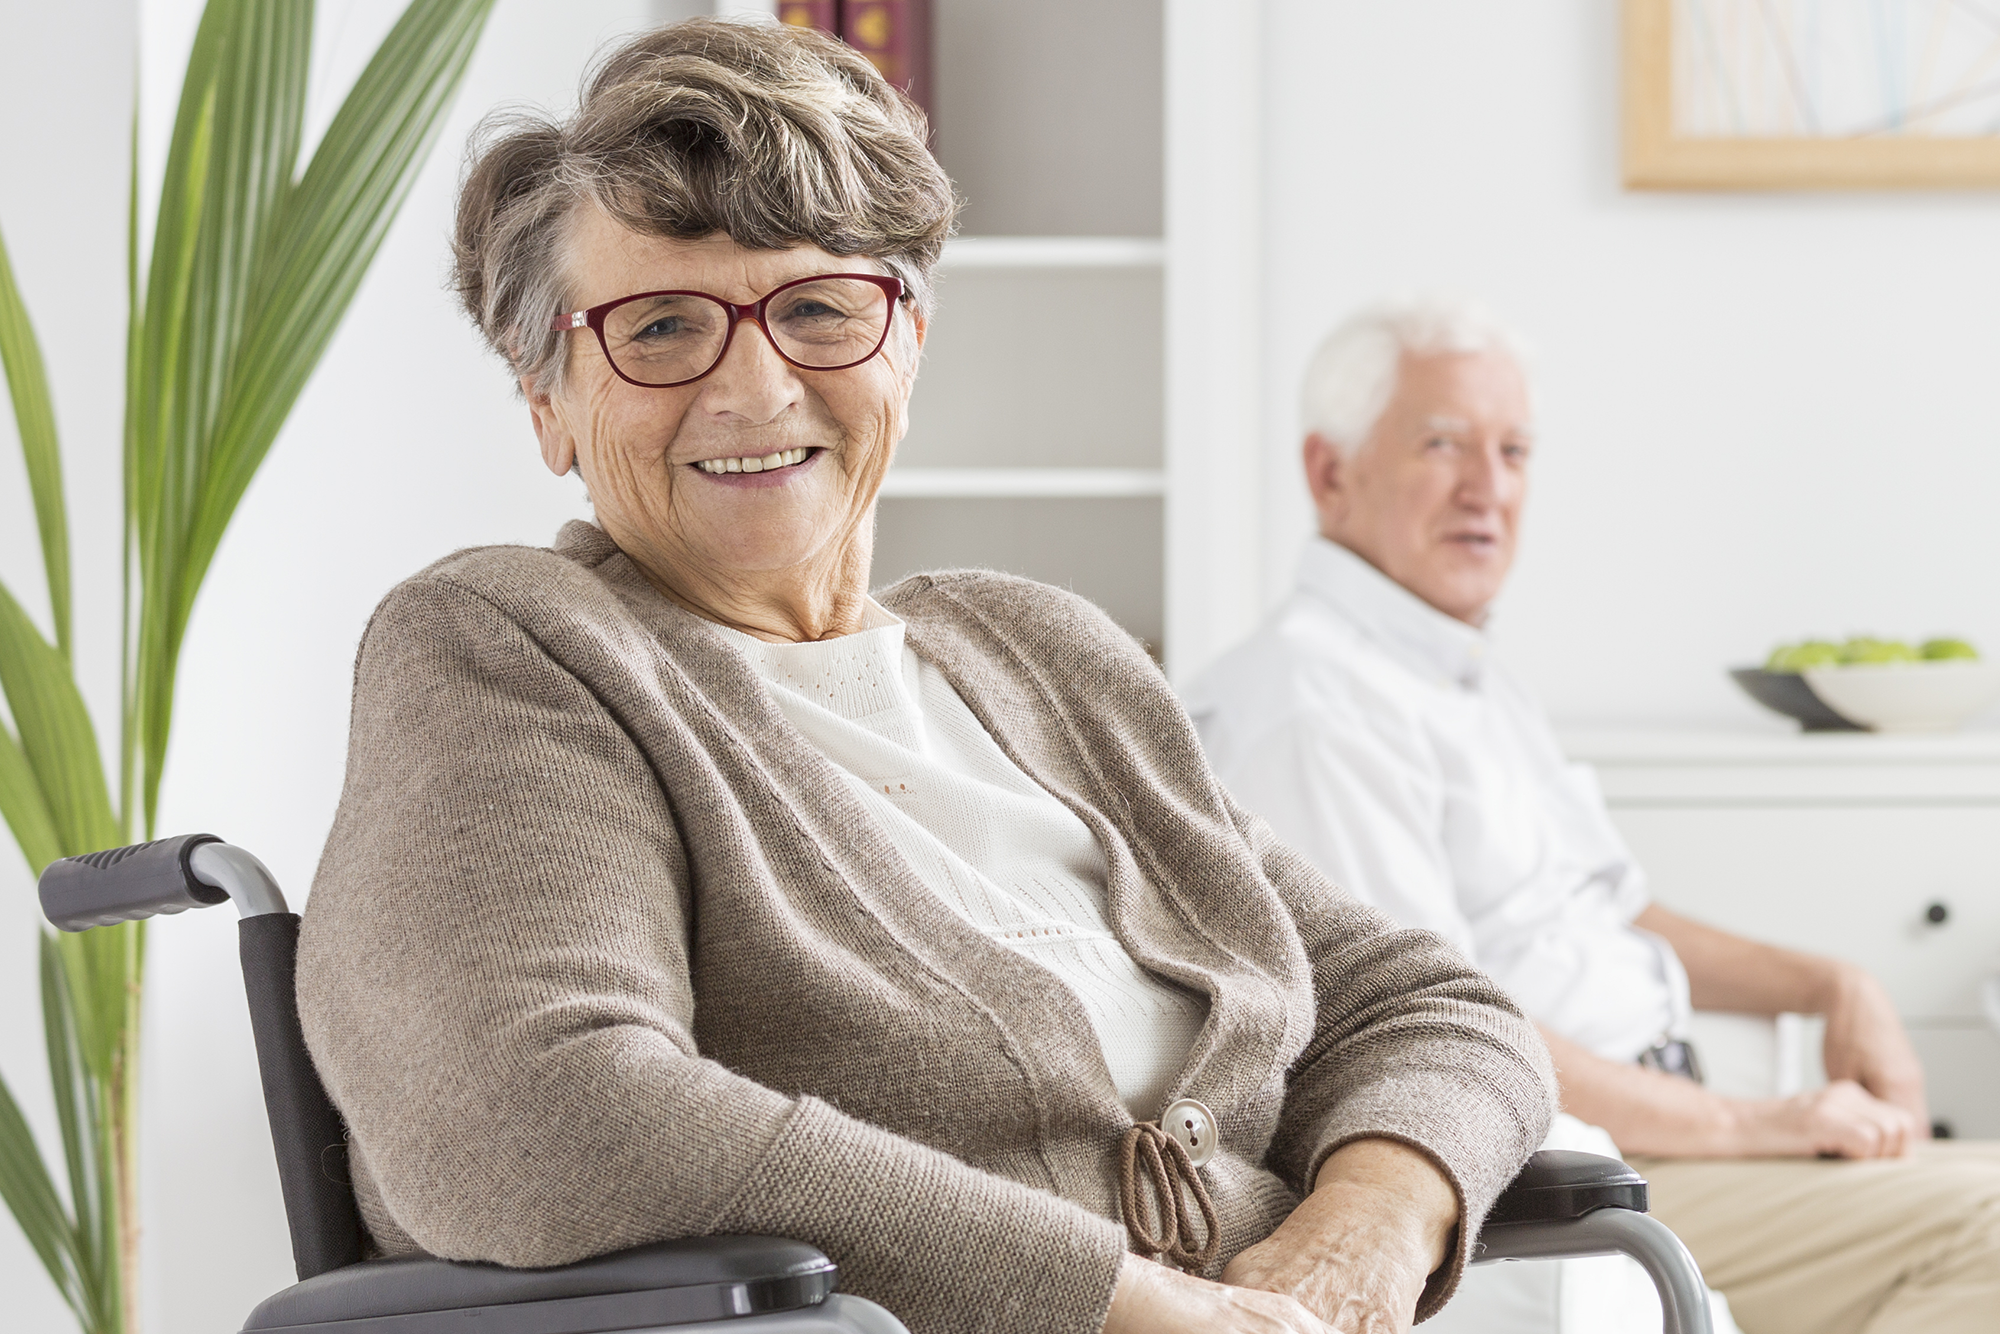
left=1217, top=1137, right=1458, bottom=1329
left=1310, top=1139, right=1458, bottom=1270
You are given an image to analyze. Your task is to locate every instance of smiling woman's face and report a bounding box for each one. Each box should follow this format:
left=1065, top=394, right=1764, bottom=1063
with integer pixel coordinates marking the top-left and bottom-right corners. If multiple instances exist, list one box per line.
left=524, top=207, right=924, bottom=639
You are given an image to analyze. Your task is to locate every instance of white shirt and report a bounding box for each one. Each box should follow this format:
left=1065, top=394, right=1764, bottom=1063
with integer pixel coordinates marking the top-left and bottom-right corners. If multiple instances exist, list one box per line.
left=714, top=603, right=1207, bottom=1118
left=1186, top=540, right=1689, bottom=1063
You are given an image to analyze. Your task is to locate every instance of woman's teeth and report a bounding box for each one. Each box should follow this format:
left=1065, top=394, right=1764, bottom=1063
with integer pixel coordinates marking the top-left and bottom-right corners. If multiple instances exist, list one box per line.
left=696, top=447, right=810, bottom=475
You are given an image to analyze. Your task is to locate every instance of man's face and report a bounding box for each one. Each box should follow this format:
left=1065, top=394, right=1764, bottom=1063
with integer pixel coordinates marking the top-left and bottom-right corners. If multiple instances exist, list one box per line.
left=1305, top=348, right=1533, bottom=625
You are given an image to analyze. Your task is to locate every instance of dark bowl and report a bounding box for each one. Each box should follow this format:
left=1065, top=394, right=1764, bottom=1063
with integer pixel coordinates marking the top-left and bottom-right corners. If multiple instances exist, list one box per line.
left=1729, top=667, right=1864, bottom=732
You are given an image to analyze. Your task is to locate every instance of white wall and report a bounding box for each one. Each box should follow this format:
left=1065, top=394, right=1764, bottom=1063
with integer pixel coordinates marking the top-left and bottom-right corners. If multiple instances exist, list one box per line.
left=1259, top=0, right=2000, bottom=728
left=3, top=2, right=702, bottom=1330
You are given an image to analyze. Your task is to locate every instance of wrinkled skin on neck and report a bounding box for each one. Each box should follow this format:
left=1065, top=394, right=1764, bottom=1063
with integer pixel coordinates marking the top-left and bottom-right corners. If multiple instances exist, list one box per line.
left=524, top=210, right=925, bottom=642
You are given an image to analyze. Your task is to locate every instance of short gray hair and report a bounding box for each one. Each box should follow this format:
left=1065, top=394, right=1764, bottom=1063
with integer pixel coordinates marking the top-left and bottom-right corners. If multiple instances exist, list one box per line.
left=453, top=17, right=959, bottom=393
left=1300, top=294, right=1530, bottom=452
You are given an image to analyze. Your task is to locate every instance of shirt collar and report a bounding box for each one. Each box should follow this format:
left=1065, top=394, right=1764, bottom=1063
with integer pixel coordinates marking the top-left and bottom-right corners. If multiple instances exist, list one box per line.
left=708, top=598, right=911, bottom=722
left=1296, top=538, right=1491, bottom=690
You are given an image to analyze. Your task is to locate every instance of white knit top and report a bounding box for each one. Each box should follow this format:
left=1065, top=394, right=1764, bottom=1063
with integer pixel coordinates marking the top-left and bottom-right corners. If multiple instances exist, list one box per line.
left=714, top=603, right=1207, bottom=1118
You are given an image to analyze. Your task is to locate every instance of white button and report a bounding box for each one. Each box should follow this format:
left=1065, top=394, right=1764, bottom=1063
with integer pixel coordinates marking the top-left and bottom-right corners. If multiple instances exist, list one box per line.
left=1159, top=1098, right=1218, bottom=1168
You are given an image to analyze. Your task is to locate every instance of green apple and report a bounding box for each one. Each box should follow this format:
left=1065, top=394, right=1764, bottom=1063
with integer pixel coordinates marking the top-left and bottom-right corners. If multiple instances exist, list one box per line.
left=1840, top=636, right=1919, bottom=665
left=1920, top=637, right=1980, bottom=662
left=1765, top=640, right=1843, bottom=672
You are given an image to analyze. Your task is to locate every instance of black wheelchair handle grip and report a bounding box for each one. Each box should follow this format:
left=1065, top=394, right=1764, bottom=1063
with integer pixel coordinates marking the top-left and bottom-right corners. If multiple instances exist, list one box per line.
left=39, top=834, right=228, bottom=931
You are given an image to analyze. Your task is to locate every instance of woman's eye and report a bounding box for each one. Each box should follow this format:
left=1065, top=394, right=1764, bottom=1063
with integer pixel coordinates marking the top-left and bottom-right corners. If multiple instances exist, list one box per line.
left=784, top=300, right=843, bottom=321
left=637, top=316, right=684, bottom=338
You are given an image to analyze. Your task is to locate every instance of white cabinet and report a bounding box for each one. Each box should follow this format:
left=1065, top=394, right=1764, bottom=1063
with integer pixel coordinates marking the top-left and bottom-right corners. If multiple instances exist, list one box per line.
left=1564, top=728, right=2000, bottom=1137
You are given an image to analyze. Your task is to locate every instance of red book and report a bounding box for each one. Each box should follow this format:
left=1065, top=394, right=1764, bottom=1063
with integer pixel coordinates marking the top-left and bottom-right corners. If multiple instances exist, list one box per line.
left=841, top=0, right=932, bottom=119
left=778, top=0, right=838, bottom=34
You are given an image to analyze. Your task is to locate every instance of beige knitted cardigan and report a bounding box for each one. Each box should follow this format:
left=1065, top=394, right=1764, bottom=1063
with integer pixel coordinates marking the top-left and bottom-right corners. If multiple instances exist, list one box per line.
left=297, top=521, right=1555, bottom=1334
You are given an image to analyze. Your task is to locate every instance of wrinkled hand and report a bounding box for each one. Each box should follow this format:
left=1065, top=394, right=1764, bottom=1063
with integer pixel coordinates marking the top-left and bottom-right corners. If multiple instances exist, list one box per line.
left=1220, top=1214, right=1430, bottom=1333
left=1819, top=966, right=1928, bottom=1128
left=1102, top=1255, right=1335, bottom=1334
left=1220, top=1140, right=1455, bottom=1333
left=1734, top=1078, right=1924, bottom=1159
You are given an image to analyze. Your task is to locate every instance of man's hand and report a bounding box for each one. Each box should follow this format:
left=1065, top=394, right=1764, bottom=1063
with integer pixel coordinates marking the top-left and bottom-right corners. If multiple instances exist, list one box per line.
left=1626, top=904, right=1931, bottom=1144
left=1543, top=1027, right=1922, bottom=1159
left=1219, top=1139, right=1458, bottom=1333
left=1818, top=964, right=1928, bottom=1126
left=1727, top=1079, right=1923, bottom=1159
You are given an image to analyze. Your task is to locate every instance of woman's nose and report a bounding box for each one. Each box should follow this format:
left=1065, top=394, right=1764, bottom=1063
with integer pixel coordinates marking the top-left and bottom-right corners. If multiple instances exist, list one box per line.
left=698, top=314, right=803, bottom=424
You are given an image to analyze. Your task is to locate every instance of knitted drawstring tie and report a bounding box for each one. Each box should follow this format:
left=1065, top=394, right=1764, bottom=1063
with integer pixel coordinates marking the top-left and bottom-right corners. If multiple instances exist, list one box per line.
left=1117, top=1120, right=1219, bottom=1273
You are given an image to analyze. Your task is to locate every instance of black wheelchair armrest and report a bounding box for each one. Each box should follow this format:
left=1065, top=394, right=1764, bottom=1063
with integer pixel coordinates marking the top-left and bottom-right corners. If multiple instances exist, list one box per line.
left=240, top=1234, right=839, bottom=1334
left=1485, top=1149, right=1648, bottom=1225
left=1476, top=1151, right=1712, bottom=1334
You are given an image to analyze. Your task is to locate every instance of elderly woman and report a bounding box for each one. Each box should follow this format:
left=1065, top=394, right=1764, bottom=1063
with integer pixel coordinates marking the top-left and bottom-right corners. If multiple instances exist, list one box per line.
left=297, top=19, right=1553, bottom=1334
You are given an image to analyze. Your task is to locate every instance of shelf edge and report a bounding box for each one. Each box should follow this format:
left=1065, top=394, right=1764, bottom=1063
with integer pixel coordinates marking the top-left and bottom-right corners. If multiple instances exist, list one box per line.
left=939, top=236, right=1167, bottom=269
left=879, top=467, right=1167, bottom=498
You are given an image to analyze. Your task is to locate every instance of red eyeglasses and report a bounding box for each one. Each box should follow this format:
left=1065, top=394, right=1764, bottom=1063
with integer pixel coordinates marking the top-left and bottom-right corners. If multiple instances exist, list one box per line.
left=551, top=273, right=905, bottom=388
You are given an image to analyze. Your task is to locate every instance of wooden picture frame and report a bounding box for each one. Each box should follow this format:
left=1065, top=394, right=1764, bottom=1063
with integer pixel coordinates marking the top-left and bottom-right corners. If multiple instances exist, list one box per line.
left=1623, top=0, right=2000, bottom=190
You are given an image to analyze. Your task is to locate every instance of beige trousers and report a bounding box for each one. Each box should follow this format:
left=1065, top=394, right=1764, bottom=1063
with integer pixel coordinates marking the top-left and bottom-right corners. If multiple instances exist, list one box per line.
left=1630, top=1142, right=2000, bottom=1334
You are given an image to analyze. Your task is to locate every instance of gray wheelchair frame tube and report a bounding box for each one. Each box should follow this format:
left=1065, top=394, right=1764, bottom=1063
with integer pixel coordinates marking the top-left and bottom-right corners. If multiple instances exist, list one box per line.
left=1477, top=1209, right=1713, bottom=1334
left=190, top=840, right=291, bottom=918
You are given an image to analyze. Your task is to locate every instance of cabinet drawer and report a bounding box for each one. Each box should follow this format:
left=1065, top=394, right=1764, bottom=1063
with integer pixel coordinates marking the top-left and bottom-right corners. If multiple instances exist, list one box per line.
left=1607, top=806, right=2000, bottom=1020
left=1909, top=1023, right=2000, bottom=1139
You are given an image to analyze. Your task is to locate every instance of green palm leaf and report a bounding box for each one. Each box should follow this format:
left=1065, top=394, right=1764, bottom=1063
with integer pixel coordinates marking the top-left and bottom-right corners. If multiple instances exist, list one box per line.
left=41, top=933, right=116, bottom=1334
left=195, top=0, right=495, bottom=559
left=133, top=0, right=495, bottom=828
left=129, top=0, right=308, bottom=834
left=0, top=1064, right=82, bottom=1319
left=0, top=226, right=71, bottom=660
left=0, top=582, right=118, bottom=859
left=0, top=577, right=126, bottom=1085
left=2, top=2, right=496, bottom=1328
left=0, top=723, right=63, bottom=876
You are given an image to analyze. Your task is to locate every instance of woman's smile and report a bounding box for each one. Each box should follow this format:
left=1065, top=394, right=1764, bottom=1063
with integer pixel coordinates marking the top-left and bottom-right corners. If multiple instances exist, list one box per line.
left=690, top=445, right=824, bottom=485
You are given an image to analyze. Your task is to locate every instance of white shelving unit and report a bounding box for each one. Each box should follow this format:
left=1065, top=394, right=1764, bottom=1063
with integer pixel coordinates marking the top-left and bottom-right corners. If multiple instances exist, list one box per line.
left=879, top=468, right=1166, bottom=499
left=891, top=235, right=1169, bottom=503
left=868, top=0, right=1261, bottom=674
left=871, top=0, right=1172, bottom=651
left=938, top=235, right=1167, bottom=270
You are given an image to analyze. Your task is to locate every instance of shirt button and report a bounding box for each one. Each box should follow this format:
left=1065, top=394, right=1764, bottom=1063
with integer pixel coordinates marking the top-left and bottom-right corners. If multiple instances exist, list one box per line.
left=1160, top=1097, right=1218, bottom=1168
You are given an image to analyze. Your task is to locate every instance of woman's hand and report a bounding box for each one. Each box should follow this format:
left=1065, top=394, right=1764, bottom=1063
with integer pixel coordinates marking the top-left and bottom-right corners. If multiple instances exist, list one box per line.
left=1103, top=1254, right=1335, bottom=1334
left=1219, top=1139, right=1458, bottom=1334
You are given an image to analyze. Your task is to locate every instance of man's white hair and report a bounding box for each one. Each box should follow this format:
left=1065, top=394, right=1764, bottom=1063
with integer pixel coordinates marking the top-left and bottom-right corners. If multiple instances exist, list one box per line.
left=1300, top=294, right=1530, bottom=453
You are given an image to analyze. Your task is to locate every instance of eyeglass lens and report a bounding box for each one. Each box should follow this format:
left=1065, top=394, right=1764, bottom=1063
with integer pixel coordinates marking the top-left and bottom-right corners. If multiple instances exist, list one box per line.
left=599, top=278, right=892, bottom=386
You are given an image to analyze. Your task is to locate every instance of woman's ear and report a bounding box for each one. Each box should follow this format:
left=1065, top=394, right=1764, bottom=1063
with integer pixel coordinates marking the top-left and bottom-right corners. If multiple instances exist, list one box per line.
left=521, top=373, right=577, bottom=477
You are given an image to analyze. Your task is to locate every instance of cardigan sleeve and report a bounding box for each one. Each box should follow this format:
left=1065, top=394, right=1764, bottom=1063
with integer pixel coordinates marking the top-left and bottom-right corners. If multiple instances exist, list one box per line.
left=296, top=576, right=1127, bottom=1334
left=1227, top=793, right=1557, bottom=1320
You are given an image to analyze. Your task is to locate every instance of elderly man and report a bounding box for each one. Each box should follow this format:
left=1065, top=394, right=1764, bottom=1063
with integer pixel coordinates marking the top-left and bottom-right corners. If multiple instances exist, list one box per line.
left=1187, top=295, right=2000, bottom=1334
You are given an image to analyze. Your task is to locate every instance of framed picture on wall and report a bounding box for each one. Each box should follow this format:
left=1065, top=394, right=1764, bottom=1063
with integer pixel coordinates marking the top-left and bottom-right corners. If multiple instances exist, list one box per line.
left=1624, top=0, right=2000, bottom=188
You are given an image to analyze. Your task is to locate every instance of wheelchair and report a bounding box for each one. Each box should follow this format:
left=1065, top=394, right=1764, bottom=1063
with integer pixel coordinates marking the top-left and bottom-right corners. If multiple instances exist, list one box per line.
left=40, top=835, right=1715, bottom=1334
